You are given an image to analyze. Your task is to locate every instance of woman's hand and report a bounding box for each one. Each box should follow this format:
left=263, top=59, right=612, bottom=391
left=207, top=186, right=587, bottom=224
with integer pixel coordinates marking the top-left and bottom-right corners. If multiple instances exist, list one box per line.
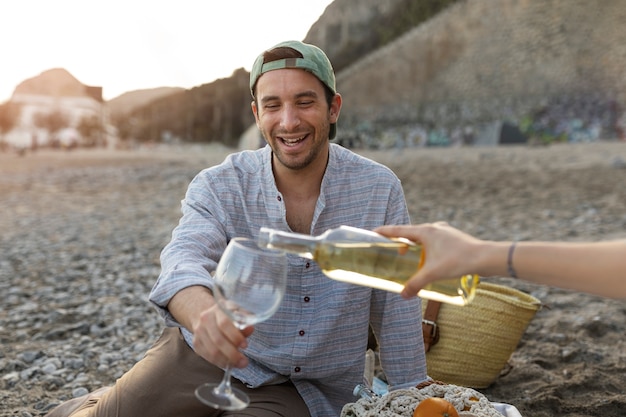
left=375, top=222, right=483, bottom=298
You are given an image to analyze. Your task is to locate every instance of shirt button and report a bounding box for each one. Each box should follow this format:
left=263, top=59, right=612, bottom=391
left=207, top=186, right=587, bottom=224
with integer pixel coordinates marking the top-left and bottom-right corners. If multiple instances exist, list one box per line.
left=299, top=330, right=305, bottom=336
left=277, top=195, right=282, bottom=202
left=294, top=367, right=301, bottom=373
left=305, top=262, right=311, bottom=268
left=303, top=296, right=310, bottom=302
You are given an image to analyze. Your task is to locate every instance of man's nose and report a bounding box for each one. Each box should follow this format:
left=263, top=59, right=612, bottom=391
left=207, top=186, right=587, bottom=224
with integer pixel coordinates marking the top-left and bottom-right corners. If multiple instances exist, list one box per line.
left=279, top=105, right=300, bottom=131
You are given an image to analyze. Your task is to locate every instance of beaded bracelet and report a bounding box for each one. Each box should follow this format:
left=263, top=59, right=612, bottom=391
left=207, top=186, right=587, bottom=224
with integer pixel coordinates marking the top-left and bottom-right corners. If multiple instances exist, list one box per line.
left=507, top=241, right=518, bottom=279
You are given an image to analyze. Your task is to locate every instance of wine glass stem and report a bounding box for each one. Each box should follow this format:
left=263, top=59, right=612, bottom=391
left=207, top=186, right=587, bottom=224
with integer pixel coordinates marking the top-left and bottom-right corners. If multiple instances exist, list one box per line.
left=214, top=366, right=235, bottom=396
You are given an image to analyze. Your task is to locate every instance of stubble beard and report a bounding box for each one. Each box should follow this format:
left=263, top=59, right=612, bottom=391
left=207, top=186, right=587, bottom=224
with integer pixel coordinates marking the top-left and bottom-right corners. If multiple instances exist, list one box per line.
left=262, top=126, right=328, bottom=171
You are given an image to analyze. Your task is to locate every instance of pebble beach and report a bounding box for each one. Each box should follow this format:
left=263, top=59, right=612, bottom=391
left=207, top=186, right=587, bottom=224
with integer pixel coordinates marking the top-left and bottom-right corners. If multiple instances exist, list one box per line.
left=1, top=141, right=625, bottom=416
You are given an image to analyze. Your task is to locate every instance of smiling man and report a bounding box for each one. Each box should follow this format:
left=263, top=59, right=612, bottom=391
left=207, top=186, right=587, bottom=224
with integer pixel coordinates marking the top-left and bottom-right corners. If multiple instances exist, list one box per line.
left=249, top=43, right=342, bottom=234
left=46, top=40, right=428, bottom=417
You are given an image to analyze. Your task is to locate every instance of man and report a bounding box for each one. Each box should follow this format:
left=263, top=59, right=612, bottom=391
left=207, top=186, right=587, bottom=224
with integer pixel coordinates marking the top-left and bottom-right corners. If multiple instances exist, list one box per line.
left=46, top=40, right=428, bottom=417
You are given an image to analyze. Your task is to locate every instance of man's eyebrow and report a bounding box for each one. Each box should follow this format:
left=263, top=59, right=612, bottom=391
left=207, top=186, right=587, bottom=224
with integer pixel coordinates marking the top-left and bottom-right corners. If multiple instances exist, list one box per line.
left=294, top=90, right=319, bottom=100
left=260, top=95, right=280, bottom=104
left=259, top=90, right=319, bottom=104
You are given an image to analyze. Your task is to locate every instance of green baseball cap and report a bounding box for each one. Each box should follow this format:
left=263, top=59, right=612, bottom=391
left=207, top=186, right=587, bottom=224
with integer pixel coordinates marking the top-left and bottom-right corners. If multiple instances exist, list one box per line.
left=250, top=40, right=337, bottom=139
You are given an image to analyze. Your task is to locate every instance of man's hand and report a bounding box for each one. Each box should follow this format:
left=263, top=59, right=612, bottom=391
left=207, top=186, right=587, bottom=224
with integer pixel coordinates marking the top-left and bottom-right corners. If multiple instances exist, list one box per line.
left=167, top=286, right=253, bottom=368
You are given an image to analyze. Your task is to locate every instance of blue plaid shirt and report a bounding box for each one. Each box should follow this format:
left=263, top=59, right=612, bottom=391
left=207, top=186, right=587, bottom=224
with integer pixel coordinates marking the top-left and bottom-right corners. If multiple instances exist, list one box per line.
left=150, top=144, right=428, bottom=416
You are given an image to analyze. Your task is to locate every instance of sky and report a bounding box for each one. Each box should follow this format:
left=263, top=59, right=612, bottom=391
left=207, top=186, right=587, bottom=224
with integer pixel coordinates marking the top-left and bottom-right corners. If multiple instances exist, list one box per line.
left=0, top=0, right=335, bottom=103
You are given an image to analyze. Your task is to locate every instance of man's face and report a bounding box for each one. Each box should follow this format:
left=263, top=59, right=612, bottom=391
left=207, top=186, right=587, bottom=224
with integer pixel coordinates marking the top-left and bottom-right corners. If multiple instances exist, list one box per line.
left=252, top=68, right=341, bottom=171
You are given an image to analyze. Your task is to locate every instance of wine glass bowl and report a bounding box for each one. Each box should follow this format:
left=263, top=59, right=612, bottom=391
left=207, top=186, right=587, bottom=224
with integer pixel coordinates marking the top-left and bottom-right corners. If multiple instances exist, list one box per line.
left=212, top=265, right=285, bottom=328
left=195, top=237, right=287, bottom=410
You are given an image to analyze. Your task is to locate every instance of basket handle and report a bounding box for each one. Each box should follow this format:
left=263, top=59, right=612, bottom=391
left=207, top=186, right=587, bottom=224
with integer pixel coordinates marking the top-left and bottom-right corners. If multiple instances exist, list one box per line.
left=422, top=300, right=442, bottom=352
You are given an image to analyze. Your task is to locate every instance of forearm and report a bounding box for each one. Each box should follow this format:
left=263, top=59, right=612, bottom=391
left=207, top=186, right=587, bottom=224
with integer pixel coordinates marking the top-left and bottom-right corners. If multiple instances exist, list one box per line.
left=477, top=240, right=626, bottom=299
left=167, top=285, right=216, bottom=332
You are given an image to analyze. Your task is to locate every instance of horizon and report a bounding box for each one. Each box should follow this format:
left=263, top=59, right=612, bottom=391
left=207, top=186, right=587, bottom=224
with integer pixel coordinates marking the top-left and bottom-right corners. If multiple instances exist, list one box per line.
left=1, top=0, right=334, bottom=104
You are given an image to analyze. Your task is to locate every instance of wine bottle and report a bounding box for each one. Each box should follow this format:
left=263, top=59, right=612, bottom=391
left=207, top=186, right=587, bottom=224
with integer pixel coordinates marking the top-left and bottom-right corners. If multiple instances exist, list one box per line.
left=258, top=225, right=479, bottom=306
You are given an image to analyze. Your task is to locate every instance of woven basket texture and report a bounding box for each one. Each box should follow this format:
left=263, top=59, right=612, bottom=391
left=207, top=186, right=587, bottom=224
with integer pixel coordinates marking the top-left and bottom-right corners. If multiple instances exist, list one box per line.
left=422, top=282, right=541, bottom=388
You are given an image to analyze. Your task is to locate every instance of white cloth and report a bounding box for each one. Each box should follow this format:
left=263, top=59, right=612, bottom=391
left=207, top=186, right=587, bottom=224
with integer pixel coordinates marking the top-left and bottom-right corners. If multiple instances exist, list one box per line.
left=492, top=402, right=523, bottom=417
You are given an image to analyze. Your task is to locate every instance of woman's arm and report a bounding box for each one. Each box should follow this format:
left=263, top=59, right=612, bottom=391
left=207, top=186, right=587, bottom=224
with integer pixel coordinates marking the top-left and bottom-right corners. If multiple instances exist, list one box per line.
left=375, top=222, right=626, bottom=300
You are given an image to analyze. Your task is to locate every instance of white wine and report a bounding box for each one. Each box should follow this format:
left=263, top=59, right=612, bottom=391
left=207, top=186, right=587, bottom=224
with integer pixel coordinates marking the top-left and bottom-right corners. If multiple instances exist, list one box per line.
left=316, top=241, right=476, bottom=305
left=258, top=225, right=479, bottom=305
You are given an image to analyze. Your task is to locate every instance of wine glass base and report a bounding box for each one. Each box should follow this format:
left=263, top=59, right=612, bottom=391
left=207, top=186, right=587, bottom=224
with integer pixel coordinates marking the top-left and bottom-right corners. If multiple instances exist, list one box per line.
left=195, top=383, right=250, bottom=411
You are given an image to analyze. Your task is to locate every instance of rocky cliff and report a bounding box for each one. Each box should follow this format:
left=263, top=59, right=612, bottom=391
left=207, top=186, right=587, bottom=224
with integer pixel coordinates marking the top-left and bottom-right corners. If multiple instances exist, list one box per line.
left=333, top=0, right=626, bottom=143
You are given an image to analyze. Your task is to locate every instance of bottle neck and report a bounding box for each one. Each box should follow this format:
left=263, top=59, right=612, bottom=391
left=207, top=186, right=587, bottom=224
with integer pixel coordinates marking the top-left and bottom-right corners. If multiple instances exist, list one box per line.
left=353, top=384, right=377, bottom=400
left=258, top=228, right=321, bottom=259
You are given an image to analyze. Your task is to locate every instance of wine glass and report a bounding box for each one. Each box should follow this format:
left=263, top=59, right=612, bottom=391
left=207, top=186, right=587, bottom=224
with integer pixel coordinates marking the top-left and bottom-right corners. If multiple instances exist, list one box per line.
left=194, top=237, right=288, bottom=410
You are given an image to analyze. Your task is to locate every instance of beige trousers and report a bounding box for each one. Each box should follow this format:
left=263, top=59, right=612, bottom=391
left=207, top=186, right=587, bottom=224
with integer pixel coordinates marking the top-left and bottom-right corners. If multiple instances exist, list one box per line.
left=72, top=327, right=311, bottom=417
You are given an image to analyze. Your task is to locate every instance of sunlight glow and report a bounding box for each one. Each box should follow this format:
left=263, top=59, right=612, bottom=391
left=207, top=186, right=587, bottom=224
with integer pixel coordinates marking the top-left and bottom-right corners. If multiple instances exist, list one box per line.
left=0, top=0, right=334, bottom=102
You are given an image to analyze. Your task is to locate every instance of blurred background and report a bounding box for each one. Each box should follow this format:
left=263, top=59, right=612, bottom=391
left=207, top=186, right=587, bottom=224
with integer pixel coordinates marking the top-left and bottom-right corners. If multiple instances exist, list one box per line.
left=1, top=0, right=625, bottom=151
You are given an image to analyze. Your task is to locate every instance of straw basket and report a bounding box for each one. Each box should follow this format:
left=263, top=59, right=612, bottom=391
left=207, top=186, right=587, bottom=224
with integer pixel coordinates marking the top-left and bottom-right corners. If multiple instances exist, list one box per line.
left=422, top=282, right=541, bottom=388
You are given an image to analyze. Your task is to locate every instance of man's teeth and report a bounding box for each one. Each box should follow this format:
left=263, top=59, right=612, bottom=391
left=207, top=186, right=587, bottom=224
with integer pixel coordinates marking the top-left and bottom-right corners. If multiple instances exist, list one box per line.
left=282, top=136, right=305, bottom=145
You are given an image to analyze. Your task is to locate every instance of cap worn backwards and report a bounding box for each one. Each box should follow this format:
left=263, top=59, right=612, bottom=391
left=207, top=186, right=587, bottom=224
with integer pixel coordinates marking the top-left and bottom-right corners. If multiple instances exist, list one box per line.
left=249, top=40, right=337, bottom=139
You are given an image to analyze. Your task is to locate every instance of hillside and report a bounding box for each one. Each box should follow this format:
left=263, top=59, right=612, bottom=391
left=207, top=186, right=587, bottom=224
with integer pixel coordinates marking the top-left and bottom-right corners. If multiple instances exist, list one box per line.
left=13, top=68, right=103, bottom=102
left=106, top=87, right=184, bottom=120
left=115, top=68, right=251, bottom=147
left=115, top=0, right=454, bottom=146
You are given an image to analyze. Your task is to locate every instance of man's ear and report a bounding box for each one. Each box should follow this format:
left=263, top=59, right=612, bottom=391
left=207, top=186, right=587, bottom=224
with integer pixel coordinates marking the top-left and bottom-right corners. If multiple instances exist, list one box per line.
left=251, top=101, right=260, bottom=125
left=329, top=93, right=342, bottom=124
